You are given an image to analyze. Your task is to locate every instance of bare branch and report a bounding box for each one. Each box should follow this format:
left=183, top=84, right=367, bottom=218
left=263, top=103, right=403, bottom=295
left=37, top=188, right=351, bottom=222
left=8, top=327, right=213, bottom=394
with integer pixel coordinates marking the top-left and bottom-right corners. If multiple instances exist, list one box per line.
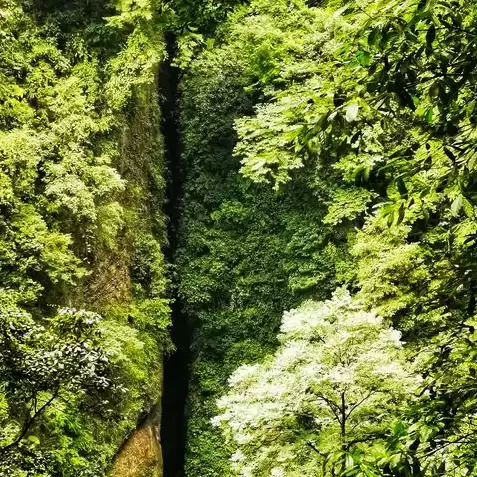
left=346, top=390, right=376, bottom=419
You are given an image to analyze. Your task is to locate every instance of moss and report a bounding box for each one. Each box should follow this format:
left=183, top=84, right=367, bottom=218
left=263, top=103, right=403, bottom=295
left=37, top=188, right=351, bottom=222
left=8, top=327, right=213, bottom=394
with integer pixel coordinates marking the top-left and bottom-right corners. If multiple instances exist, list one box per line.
left=100, top=81, right=169, bottom=475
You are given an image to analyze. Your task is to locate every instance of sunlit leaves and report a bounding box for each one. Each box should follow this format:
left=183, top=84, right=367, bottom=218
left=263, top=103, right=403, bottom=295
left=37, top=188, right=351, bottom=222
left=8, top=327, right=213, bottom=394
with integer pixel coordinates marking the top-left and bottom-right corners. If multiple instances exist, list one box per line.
left=214, top=289, right=418, bottom=477
left=0, top=2, right=170, bottom=476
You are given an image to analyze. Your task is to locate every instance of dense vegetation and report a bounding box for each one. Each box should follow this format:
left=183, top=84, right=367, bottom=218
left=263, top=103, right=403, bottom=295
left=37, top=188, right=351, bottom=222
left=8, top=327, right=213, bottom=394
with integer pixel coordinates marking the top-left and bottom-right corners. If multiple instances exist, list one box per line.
left=0, top=1, right=170, bottom=475
left=3, top=0, right=477, bottom=476
left=177, top=0, right=477, bottom=476
left=177, top=4, right=347, bottom=474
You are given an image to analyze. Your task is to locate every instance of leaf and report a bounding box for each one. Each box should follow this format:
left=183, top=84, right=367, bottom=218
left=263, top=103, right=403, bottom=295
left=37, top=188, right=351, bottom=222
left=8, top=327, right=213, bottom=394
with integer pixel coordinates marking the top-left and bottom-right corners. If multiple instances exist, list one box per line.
left=397, top=203, right=406, bottom=225
left=345, top=104, right=359, bottom=122
left=357, top=50, right=372, bottom=66
left=467, top=99, right=476, bottom=115
left=462, top=197, right=474, bottom=217
left=396, top=177, right=407, bottom=197
left=387, top=209, right=395, bottom=227
left=333, top=4, right=351, bottom=18
left=451, top=195, right=463, bottom=216
left=425, top=108, right=433, bottom=123
left=419, top=424, right=434, bottom=442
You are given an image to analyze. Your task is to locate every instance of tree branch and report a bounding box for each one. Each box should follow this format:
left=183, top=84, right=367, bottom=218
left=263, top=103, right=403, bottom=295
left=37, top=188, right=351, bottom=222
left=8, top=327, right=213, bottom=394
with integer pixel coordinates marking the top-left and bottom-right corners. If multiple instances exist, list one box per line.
left=0, top=389, right=59, bottom=453
left=306, top=440, right=324, bottom=456
left=346, top=390, right=376, bottom=420
left=316, top=393, right=342, bottom=425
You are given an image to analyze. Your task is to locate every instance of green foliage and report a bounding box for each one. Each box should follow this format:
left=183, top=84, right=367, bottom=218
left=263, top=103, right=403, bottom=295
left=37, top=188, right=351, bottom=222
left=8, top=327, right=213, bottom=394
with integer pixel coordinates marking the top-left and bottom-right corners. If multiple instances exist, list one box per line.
left=181, top=0, right=477, bottom=475
left=0, top=0, right=170, bottom=475
left=4, top=0, right=477, bottom=475
left=214, top=289, right=419, bottom=476
left=0, top=294, right=122, bottom=476
left=177, top=2, right=350, bottom=475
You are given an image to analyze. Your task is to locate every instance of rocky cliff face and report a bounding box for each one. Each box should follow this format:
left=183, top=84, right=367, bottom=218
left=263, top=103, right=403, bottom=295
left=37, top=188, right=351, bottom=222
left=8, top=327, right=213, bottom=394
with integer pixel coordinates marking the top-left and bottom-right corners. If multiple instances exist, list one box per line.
left=110, top=400, right=163, bottom=477
left=104, top=81, right=168, bottom=477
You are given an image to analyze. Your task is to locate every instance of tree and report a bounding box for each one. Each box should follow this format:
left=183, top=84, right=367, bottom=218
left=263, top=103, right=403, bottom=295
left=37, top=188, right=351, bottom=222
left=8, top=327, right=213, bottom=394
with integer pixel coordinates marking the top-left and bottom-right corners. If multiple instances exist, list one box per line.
left=213, top=289, right=419, bottom=476
left=0, top=292, right=121, bottom=475
left=230, top=0, right=477, bottom=471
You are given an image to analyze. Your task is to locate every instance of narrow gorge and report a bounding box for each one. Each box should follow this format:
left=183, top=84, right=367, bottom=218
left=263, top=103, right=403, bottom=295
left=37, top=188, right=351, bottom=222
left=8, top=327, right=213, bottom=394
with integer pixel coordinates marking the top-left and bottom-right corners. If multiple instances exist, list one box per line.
left=159, top=32, right=190, bottom=477
left=2, top=1, right=477, bottom=477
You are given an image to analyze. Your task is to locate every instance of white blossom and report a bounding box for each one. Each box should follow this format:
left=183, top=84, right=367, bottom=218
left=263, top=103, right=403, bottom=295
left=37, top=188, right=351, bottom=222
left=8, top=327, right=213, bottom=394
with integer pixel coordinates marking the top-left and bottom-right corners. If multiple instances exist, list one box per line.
left=213, top=288, right=420, bottom=476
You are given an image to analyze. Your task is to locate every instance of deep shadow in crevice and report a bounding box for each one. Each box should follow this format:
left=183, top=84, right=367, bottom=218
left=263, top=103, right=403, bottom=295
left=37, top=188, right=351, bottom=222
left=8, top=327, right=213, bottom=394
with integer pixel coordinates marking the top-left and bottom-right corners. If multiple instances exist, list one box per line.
left=159, top=32, right=189, bottom=477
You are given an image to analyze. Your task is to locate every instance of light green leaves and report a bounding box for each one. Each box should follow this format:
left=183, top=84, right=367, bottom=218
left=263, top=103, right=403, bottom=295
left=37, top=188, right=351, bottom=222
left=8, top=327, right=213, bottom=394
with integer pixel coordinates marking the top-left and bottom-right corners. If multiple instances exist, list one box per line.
left=236, top=100, right=307, bottom=188
left=324, top=187, right=375, bottom=226
left=214, top=289, right=418, bottom=477
left=451, top=194, right=474, bottom=218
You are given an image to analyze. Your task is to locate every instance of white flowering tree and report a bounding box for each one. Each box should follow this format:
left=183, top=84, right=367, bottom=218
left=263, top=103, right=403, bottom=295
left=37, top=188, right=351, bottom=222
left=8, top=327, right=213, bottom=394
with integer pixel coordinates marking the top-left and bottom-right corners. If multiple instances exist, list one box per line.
left=213, top=288, right=419, bottom=477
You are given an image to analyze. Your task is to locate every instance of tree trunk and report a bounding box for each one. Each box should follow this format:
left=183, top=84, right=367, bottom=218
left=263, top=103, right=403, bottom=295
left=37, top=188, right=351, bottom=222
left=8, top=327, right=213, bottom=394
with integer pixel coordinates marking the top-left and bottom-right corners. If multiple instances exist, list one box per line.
left=340, top=392, right=346, bottom=474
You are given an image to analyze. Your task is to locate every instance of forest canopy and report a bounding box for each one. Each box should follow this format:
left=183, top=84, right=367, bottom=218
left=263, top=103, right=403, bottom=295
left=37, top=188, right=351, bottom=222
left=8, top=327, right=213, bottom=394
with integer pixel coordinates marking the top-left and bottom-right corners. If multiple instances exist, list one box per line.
left=178, top=0, right=477, bottom=476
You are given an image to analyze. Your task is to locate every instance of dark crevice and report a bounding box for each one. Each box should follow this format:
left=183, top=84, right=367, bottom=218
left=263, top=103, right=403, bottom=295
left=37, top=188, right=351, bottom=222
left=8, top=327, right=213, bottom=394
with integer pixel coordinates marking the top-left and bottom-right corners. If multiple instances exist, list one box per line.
left=160, top=32, right=189, bottom=477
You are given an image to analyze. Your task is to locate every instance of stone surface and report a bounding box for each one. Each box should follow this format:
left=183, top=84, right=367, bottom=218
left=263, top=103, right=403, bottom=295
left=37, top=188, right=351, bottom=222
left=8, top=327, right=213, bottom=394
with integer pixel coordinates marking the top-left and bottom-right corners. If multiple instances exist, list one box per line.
left=110, top=407, right=163, bottom=477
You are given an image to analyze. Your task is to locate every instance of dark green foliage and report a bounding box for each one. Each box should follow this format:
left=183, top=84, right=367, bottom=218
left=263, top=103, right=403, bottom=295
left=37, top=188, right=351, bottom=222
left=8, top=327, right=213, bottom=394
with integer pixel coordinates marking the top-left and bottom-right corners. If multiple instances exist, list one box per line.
left=179, top=0, right=477, bottom=475
left=169, top=0, right=247, bottom=33
left=177, top=3, right=348, bottom=474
